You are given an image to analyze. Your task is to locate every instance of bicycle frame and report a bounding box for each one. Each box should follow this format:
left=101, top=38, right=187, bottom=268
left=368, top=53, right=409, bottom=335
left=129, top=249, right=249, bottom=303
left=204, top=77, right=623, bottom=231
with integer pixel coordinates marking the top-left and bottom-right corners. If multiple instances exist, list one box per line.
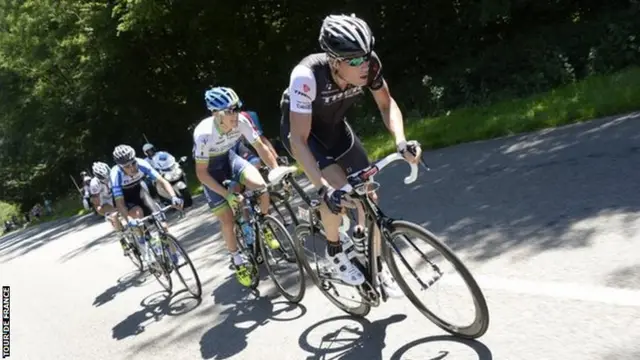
left=290, top=152, right=427, bottom=304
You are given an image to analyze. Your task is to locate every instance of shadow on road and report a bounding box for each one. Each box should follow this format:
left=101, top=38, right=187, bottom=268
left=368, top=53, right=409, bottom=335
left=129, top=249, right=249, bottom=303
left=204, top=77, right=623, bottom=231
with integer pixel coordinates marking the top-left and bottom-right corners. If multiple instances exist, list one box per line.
left=93, top=270, right=150, bottom=307
left=297, top=314, right=493, bottom=360
left=389, top=334, right=493, bottom=360
left=298, top=314, right=406, bottom=360
left=112, top=289, right=202, bottom=341
left=199, top=274, right=308, bottom=359
left=376, top=112, right=640, bottom=262
left=0, top=213, right=103, bottom=262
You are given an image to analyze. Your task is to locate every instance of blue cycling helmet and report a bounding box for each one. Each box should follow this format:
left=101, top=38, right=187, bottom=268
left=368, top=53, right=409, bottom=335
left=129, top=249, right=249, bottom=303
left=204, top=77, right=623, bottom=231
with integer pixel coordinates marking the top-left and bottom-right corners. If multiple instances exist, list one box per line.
left=204, top=87, right=243, bottom=111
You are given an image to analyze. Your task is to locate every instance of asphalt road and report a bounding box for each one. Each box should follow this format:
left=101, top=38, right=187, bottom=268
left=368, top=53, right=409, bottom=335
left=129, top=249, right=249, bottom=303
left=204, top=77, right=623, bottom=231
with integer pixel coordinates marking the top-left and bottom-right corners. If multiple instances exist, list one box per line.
left=2, top=112, right=640, bottom=360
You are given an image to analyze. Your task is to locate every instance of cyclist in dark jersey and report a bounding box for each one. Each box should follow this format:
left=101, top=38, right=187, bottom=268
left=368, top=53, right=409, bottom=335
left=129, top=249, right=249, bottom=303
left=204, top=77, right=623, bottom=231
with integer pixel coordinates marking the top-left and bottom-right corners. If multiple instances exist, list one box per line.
left=280, top=14, right=422, bottom=294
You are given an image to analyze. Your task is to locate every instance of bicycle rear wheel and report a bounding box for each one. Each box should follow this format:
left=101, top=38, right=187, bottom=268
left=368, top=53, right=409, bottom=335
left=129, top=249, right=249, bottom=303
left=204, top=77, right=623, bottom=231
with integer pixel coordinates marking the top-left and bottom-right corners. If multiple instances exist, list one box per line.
left=294, top=223, right=371, bottom=317
left=162, top=233, right=202, bottom=298
left=258, top=214, right=305, bottom=303
left=381, top=220, right=489, bottom=339
left=269, top=191, right=299, bottom=229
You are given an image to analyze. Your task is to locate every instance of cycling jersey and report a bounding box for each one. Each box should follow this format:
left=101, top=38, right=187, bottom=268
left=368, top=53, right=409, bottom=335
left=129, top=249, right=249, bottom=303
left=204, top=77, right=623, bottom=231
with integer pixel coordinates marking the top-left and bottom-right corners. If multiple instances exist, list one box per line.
left=278, top=52, right=383, bottom=174
left=109, top=158, right=160, bottom=199
left=241, top=111, right=263, bottom=135
left=89, top=177, right=114, bottom=206
left=280, top=51, right=384, bottom=143
left=192, top=112, right=259, bottom=168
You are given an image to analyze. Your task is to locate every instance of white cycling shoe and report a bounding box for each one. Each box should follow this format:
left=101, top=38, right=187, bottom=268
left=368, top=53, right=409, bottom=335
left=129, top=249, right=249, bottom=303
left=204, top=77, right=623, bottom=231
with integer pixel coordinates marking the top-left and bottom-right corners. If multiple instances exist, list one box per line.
left=326, top=247, right=366, bottom=286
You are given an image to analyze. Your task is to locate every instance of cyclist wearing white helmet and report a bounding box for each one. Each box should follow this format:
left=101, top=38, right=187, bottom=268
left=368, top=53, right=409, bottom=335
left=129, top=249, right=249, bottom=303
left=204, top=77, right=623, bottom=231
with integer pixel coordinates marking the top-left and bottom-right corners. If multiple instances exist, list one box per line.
left=90, top=161, right=128, bottom=256
left=193, top=86, right=280, bottom=287
left=279, top=14, right=422, bottom=295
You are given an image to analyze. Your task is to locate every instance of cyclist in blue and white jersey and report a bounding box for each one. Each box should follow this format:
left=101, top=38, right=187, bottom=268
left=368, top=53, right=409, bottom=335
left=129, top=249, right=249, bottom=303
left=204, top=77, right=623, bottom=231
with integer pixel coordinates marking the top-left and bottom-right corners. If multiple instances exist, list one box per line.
left=193, top=86, right=280, bottom=286
left=110, top=144, right=183, bottom=264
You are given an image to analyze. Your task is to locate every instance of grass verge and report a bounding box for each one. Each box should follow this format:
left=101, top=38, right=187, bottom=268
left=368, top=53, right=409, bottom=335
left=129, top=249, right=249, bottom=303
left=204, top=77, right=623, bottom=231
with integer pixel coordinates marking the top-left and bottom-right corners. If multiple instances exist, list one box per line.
left=363, top=66, right=640, bottom=159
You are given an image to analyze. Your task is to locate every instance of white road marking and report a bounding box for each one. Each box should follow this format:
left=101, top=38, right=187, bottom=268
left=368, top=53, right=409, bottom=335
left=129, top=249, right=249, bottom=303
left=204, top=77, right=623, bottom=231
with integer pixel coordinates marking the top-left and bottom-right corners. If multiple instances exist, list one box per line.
left=442, top=274, right=640, bottom=307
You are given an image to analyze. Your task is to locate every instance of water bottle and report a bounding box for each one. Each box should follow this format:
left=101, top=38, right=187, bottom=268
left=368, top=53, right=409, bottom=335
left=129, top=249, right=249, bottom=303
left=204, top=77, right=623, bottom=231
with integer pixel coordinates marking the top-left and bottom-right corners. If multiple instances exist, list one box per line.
left=239, top=217, right=255, bottom=246
left=149, top=236, right=163, bottom=256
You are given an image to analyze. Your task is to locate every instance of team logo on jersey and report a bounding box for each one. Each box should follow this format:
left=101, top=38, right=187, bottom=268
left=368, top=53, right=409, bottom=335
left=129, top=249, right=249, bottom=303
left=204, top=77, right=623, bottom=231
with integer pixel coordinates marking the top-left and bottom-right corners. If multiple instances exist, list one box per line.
left=321, top=86, right=364, bottom=105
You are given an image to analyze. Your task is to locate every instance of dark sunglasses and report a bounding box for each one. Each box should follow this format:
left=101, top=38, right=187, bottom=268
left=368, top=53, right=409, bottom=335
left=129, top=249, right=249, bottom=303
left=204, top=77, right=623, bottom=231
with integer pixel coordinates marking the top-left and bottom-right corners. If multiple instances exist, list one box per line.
left=344, top=53, right=371, bottom=67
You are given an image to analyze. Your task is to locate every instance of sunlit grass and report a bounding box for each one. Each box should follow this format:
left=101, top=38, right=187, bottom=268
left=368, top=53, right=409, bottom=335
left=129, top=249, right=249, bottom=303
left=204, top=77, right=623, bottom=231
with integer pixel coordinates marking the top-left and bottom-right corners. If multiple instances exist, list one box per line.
left=363, top=66, right=640, bottom=160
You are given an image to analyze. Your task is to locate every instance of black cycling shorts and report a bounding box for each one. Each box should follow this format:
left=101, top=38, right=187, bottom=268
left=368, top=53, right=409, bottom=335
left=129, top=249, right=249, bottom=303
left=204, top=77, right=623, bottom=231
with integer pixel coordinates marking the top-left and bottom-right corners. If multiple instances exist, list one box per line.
left=121, top=182, right=158, bottom=217
left=280, top=106, right=370, bottom=175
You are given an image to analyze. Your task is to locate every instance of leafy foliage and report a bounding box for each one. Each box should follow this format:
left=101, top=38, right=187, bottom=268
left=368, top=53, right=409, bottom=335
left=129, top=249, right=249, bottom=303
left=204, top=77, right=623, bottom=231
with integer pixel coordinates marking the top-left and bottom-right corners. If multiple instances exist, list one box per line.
left=1, top=0, right=639, bottom=208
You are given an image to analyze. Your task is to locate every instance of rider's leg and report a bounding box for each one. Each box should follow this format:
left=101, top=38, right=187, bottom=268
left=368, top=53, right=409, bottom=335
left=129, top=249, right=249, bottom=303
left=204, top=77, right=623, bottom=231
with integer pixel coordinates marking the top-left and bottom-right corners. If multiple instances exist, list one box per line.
left=282, top=127, right=365, bottom=286
left=334, top=122, right=403, bottom=297
left=236, top=158, right=280, bottom=250
left=140, top=180, right=167, bottom=231
left=204, top=186, right=253, bottom=286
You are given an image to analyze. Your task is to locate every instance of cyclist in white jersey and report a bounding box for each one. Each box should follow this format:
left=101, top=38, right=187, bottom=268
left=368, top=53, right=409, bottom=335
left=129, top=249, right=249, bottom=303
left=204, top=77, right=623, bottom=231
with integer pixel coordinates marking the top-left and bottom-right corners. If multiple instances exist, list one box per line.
left=193, top=86, right=280, bottom=287
left=90, top=161, right=128, bottom=256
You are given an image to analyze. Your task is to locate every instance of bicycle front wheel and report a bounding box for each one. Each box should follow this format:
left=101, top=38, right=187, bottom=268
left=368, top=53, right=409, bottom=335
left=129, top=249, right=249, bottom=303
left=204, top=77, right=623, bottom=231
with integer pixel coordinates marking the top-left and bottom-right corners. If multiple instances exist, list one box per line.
left=124, top=233, right=143, bottom=272
left=294, top=223, right=371, bottom=317
left=381, top=220, right=489, bottom=339
left=258, top=214, right=305, bottom=303
left=147, top=244, right=173, bottom=293
left=162, top=233, right=202, bottom=298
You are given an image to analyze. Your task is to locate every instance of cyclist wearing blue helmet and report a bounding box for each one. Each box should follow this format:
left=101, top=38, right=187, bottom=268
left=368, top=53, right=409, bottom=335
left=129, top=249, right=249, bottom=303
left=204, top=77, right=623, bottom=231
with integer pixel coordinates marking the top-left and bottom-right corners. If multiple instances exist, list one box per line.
left=193, top=86, right=281, bottom=287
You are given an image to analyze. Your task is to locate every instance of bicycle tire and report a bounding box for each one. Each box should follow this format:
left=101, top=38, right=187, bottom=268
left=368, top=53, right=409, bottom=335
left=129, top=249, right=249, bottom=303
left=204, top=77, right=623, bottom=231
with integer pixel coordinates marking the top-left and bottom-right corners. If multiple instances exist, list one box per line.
left=162, top=233, right=202, bottom=298
left=381, top=220, right=489, bottom=339
left=258, top=214, right=306, bottom=303
left=124, top=233, right=144, bottom=272
left=147, top=242, right=173, bottom=293
left=269, top=191, right=299, bottom=228
left=294, top=223, right=370, bottom=317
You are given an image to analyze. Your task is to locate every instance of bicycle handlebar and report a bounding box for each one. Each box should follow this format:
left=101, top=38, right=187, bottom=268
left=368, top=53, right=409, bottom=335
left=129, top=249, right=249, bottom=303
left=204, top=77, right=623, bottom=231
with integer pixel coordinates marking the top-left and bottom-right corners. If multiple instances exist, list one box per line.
left=340, top=151, right=429, bottom=194
left=137, top=204, right=174, bottom=224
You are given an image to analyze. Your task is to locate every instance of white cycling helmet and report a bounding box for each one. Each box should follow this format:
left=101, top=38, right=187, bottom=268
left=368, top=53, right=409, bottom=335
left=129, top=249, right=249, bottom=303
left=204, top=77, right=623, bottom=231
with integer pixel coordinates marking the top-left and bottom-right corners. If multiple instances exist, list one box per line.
left=319, top=14, right=375, bottom=59
left=113, top=144, right=136, bottom=165
left=142, top=143, right=155, bottom=156
left=92, top=161, right=111, bottom=180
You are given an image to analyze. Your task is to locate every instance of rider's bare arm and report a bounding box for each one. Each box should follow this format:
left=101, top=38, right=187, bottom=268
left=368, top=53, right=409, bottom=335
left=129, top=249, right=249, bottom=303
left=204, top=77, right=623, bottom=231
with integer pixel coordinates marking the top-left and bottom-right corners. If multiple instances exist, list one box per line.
left=114, top=196, right=129, bottom=220
left=371, top=80, right=406, bottom=147
left=156, top=175, right=177, bottom=199
left=290, top=111, right=329, bottom=189
left=288, top=65, right=331, bottom=190
left=90, top=195, right=102, bottom=214
left=251, top=137, right=278, bottom=169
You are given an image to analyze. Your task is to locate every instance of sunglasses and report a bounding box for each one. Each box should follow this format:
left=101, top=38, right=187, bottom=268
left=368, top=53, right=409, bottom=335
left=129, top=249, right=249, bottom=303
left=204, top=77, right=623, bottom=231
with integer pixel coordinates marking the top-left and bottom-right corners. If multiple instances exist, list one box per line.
left=214, top=105, right=242, bottom=116
left=120, top=160, right=138, bottom=169
left=344, top=54, right=371, bottom=67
